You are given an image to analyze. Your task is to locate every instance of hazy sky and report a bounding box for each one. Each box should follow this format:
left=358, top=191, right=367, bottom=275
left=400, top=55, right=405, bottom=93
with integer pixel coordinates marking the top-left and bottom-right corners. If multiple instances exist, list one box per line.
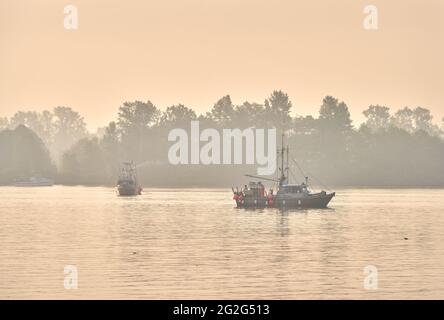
left=1, top=0, right=443, bottom=129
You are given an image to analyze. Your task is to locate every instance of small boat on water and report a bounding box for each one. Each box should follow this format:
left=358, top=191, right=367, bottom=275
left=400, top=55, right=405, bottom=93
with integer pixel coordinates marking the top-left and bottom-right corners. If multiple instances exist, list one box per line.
left=232, top=134, right=335, bottom=209
left=14, top=176, right=54, bottom=187
left=117, top=161, right=142, bottom=196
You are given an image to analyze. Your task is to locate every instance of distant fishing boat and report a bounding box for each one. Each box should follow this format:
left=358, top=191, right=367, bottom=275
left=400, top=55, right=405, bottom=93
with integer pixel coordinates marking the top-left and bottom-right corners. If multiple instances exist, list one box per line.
left=117, top=161, right=142, bottom=196
left=14, top=177, right=54, bottom=187
left=232, top=134, right=335, bottom=209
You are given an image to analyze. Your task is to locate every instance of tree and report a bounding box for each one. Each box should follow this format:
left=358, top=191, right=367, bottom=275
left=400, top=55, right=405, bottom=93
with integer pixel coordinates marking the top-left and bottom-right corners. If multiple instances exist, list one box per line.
left=100, top=121, right=121, bottom=179
left=9, top=111, right=54, bottom=147
left=208, top=95, right=235, bottom=127
left=117, top=100, right=160, bottom=135
left=233, top=101, right=265, bottom=128
left=160, top=104, right=197, bottom=128
left=391, top=107, right=415, bottom=133
left=264, top=90, right=292, bottom=129
left=101, top=121, right=119, bottom=147
left=362, top=105, right=391, bottom=132
left=0, top=125, right=55, bottom=184
left=441, top=117, right=444, bottom=138
left=292, top=115, right=318, bottom=135
left=288, top=115, right=322, bottom=174
left=312, top=96, right=355, bottom=180
left=9, top=111, right=40, bottom=129
left=6, top=108, right=85, bottom=161
left=60, top=137, right=108, bottom=185
left=52, top=106, right=88, bottom=160
left=318, top=96, right=352, bottom=133
left=117, top=101, right=161, bottom=163
left=39, top=110, right=55, bottom=145
left=0, top=117, right=8, bottom=130
left=413, top=107, right=433, bottom=133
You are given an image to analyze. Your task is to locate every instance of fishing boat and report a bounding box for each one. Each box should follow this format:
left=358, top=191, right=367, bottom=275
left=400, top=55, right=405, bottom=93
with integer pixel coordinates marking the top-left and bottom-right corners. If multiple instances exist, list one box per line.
left=117, top=162, right=142, bottom=196
left=232, top=134, right=335, bottom=209
left=14, top=176, right=54, bottom=187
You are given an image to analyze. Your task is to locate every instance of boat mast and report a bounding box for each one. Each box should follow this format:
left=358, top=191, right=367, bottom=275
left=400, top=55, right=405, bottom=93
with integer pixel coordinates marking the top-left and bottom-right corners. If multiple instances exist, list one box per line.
left=280, top=133, right=286, bottom=185
left=286, top=143, right=289, bottom=183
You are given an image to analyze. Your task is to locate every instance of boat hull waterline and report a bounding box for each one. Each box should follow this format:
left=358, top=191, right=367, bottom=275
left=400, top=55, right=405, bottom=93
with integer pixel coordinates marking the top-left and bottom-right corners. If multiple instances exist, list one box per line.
left=14, top=177, right=54, bottom=187
left=236, top=191, right=335, bottom=209
left=117, top=183, right=142, bottom=196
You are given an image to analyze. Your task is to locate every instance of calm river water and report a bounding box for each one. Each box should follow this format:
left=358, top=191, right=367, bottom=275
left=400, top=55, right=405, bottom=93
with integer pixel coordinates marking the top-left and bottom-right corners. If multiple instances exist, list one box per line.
left=0, top=187, right=443, bottom=299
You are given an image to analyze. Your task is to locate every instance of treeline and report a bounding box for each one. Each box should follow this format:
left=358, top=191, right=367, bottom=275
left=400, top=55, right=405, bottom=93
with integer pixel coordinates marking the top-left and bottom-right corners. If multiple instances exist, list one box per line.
left=0, top=125, right=55, bottom=184
left=1, top=91, right=444, bottom=187
left=0, top=106, right=88, bottom=161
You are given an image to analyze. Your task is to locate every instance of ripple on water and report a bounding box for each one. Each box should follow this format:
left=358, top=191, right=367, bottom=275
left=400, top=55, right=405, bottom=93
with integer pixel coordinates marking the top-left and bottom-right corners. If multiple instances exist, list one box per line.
left=0, top=186, right=444, bottom=299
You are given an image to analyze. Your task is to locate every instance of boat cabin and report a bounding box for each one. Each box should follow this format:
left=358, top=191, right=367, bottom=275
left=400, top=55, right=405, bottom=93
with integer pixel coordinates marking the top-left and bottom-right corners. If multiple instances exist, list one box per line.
left=244, top=181, right=266, bottom=197
left=278, top=184, right=309, bottom=194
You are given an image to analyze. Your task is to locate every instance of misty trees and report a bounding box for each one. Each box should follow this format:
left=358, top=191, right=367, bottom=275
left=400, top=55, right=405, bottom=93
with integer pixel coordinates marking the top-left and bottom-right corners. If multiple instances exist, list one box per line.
left=9, top=111, right=54, bottom=148
left=117, top=100, right=161, bottom=163
left=207, top=91, right=292, bottom=130
left=0, top=125, right=55, bottom=184
left=59, top=101, right=200, bottom=184
left=157, top=104, right=198, bottom=163
left=208, top=95, right=272, bottom=129
left=199, top=90, right=292, bottom=132
left=117, top=101, right=160, bottom=135
left=60, top=120, right=121, bottom=185
left=55, top=92, right=444, bottom=187
left=0, top=117, right=8, bottom=130
left=208, top=95, right=235, bottom=128
left=318, top=96, right=352, bottom=133
left=234, top=102, right=266, bottom=128
left=411, top=107, right=442, bottom=136
left=288, top=96, right=354, bottom=184
left=100, top=121, right=121, bottom=178
left=354, top=104, right=444, bottom=186
left=205, top=91, right=292, bottom=130
left=391, top=107, right=415, bottom=133
left=390, top=106, right=440, bottom=136
left=363, top=105, right=441, bottom=136
left=0, top=107, right=88, bottom=184
left=52, top=107, right=88, bottom=159
left=60, top=137, right=108, bottom=185
left=362, top=105, right=391, bottom=132
left=160, top=104, right=197, bottom=128
left=3, top=90, right=444, bottom=187
left=264, top=90, right=292, bottom=130
left=441, top=118, right=444, bottom=139
left=2, top=107, right=87, bottom=161
left=413, top=107, right=433, bottom=132
left=318, top=95, right=353, bottom=160
left=353, top=126, right=444, bottom=186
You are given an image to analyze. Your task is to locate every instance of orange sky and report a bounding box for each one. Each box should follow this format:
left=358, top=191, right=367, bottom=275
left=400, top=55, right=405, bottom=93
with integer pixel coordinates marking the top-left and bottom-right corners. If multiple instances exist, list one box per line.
left=1, top=0, right=443, bottom=130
